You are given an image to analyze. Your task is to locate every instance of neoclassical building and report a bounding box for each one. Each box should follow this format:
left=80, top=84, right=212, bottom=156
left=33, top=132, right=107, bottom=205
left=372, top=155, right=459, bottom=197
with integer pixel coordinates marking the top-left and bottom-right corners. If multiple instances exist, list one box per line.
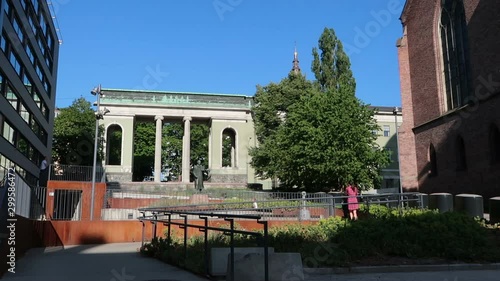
left=396, top=0, right=500, bottom=199
left=99, top=89, right=258, bottom=186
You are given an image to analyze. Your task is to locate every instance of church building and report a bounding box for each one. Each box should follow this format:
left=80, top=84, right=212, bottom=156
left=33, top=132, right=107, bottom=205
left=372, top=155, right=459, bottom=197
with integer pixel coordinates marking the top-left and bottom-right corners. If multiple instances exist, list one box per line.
left=396, top=0, right=500, bottom=199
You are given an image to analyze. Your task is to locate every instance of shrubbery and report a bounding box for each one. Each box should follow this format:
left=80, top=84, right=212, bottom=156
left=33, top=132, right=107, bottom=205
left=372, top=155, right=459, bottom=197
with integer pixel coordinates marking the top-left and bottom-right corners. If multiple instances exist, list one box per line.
left=140, top=205, right=500, bottom=274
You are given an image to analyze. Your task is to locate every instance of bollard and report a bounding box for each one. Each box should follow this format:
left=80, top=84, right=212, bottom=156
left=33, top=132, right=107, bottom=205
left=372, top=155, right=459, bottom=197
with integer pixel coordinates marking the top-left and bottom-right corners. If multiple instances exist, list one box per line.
left=328, top=192, right=343, bottom=217
left=454, top=194, right=483, bottom=218
left=429, top=193, right=453, bottom=213
left=489, top=197, right=500, bottom=223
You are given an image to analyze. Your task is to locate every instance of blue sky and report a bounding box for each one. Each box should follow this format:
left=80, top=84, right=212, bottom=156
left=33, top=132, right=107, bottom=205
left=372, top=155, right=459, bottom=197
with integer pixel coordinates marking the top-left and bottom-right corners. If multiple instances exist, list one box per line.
left=52, top=0, right=405, bottom=108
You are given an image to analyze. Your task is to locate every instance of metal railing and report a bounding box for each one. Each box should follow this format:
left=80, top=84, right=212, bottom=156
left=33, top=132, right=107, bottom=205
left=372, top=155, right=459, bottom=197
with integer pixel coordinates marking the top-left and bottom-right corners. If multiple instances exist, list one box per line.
left=130, top=192, right=424, bottom=221
left=139, top=209, right=269, bottom=281
left=104, top=189, right=332, bottom=208
left=48, top=164, right=105, bottom=182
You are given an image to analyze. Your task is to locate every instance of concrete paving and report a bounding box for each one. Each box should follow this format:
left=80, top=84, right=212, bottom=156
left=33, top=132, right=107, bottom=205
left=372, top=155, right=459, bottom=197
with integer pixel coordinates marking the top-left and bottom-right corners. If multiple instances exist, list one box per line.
left=2, top=242, right=209, bottom=281
left=3, top=242, right=500, bottom=281
left=306, top=270, right=500, bottom=281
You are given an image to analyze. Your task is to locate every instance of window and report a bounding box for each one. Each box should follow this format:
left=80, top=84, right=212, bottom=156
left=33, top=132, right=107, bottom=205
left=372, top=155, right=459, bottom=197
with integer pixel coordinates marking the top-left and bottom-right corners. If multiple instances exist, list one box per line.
left=3, top=0, right=11, bottom=16
left=35, top=62, right=43, bottom=80
left=9, top=51, right=21, bottom=75
left=6, top=84, right=18, bottom=110
left=383, top=125, right=390, bottom=137
left=222, top=128, right=237, bottom=168
left=429, top=144, right=438, bottom=177
left=490, top=124, right=500, bottom=165
left=440, top=0, right=470, bottom=110
left=31, top=0, right=39, bottom=12
left=28, top=13, right=36, bottom=35
left=0, top=32, right=6, bottom=52
left=25, top=43, right=35, bottom=63
left=12, top=15, right=24, bottom=43
left=2, top=119, right=15, bottom=145
left=19, top=102, right=31, bottom=124
left=456, top=136, right=467, bottom=171
left=40, top=14, right=46, bottom=35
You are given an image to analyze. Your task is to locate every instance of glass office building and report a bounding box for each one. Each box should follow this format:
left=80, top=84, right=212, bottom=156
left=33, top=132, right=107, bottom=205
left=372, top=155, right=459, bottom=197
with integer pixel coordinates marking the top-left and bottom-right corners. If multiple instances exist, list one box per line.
left=0, top=0, right=59, bottom=185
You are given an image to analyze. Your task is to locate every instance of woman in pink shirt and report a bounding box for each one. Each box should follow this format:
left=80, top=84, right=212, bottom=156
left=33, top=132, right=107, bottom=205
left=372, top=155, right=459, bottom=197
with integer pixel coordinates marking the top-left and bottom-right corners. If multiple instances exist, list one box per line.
left=345, top=184, right=359, bottom=221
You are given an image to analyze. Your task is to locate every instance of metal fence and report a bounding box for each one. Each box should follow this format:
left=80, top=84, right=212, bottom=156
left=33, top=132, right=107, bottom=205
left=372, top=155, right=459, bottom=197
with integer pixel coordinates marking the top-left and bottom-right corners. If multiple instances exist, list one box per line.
left=48, top=164, right=105, bottom=182
left=134, top=192, right=425, bottom=221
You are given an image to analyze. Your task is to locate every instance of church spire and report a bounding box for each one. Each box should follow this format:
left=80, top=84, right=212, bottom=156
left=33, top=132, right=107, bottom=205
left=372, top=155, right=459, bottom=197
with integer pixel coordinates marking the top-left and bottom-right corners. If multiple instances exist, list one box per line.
left=292, top=42, right=301, bottom=74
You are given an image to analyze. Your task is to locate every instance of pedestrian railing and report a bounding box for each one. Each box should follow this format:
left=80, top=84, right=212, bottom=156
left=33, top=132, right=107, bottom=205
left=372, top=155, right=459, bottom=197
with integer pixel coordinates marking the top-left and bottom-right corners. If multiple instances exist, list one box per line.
left=138, top=210, right=270, bottom=281
left=48, top=164, right=105, bottom=182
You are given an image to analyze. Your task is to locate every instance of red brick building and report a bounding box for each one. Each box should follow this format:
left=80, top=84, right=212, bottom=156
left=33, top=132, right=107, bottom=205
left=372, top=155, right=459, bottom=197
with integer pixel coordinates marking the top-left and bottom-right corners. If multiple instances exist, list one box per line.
left=396, top=0, right=500, bottom=201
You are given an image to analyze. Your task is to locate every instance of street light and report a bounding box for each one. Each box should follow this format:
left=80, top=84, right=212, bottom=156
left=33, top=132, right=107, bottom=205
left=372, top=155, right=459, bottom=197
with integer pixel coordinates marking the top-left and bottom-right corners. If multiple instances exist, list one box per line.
left=90, top=84, right=109, bottom=220
left=393, top=107, right=403, bottom=206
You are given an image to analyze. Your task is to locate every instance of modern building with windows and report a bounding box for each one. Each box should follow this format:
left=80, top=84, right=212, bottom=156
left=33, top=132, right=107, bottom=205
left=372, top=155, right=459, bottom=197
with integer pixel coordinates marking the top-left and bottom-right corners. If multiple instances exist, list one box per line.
left=0, top=0, right=60, bottom=185
left=396, top=0, right=500, bottom=199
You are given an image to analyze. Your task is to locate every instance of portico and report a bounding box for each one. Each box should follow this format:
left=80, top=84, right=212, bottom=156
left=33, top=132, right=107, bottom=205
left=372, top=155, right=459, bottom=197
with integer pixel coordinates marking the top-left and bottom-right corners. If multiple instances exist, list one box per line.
left=98, top=88, right=258, bottom=186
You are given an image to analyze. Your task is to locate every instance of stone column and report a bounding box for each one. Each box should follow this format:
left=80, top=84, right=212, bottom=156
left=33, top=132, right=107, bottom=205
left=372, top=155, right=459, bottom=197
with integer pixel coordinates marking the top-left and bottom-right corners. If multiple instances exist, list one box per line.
left=208, top=120, right=212, bottom=169
left=154, top=115, right=164, bottom=182
left=182, top=116, right=192, bottom=183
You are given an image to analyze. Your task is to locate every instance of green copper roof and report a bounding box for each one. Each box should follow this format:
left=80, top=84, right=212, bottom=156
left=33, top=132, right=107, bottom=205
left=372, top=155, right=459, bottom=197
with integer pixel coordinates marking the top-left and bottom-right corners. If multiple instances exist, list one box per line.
left=100, top=88, right=254, bottom=109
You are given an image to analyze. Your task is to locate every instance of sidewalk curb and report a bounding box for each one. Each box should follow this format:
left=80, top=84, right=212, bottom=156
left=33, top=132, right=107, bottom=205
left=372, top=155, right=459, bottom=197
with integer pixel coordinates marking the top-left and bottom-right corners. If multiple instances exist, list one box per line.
left=304, top=263, right=500, bottom=275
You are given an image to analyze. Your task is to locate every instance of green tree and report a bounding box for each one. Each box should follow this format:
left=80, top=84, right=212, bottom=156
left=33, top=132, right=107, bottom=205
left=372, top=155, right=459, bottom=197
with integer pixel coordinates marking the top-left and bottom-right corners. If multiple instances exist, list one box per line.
left=108, top=129, right=122, bottom=165
left=162, top=122, right=209, bottom=180
left=162, top=123, right=183, bottom=180
left=52, top=97, right=104, bottom=166
left=133, top=122, right=155, bottom=181
left=272, top=89, right=388, bottom=191
left=249, top=72, right=314, bottom=178
left=249, top=27, right=388, bottom=191
left=312, top=27, right=356, bottom=93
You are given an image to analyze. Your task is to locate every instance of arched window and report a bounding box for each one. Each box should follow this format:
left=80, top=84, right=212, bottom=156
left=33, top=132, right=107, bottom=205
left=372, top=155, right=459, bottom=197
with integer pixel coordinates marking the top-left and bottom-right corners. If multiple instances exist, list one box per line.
left=456, top=135, right=467, bottom=171
left=106, top=125, right=122, bottom=165
left=440, top=0, right=470, bottom=110
left=490, top=124, right=500, bottom=165
left=429, top=144, right=438, bottom=177
left=222, top=128, right=236, bottom=168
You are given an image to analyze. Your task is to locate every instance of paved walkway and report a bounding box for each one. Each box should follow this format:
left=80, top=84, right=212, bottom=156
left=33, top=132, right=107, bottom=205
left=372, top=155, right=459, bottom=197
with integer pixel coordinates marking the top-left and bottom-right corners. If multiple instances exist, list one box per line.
left=307, top=270, right=500, bottom=281
left=2, top=242, right=209, bottom=281
left=3, top=242, right=499, bottom=281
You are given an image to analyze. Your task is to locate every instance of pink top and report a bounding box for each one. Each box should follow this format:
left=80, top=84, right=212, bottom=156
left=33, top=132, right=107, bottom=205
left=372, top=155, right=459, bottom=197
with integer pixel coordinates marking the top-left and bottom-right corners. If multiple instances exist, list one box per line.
left=346, top=185, right=358, bottom=196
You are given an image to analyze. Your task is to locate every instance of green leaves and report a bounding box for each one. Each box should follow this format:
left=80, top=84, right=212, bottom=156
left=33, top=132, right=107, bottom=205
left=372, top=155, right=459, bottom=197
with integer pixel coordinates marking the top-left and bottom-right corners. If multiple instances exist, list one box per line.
left=250, top=26, right=388, bottom=192
left=52, top=97, right=104, bottom=166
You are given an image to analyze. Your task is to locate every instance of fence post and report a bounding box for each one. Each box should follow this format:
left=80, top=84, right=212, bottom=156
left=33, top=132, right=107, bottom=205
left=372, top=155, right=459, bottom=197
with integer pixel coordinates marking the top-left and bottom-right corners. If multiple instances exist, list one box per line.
left=153, top=213, right=158, bottom=239
left=182, top=214, right=188, bottom=264
left=141, top=220, right=145, bottom=248
left=225, top=218, right=235, bottom=281
left=262, top=221, right=269, bottom=281
left=201, top=216, right=209, bottom=276
left=166, top=214, right=172, bottom=244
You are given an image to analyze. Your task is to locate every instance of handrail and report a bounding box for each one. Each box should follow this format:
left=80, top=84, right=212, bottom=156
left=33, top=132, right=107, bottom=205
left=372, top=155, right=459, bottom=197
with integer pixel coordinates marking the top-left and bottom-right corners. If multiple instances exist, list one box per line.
left=139, top=210, right=269, bottom=281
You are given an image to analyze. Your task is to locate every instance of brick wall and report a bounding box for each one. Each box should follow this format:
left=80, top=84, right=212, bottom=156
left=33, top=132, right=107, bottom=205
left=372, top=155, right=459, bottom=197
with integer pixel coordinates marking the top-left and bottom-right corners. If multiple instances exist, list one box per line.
left=398, top=0, right=500, bottom=199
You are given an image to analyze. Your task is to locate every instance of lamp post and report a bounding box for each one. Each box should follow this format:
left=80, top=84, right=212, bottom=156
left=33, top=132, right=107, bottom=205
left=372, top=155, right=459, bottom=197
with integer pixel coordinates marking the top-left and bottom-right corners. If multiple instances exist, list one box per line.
left=90, top=84, right=109, bottom=220
left=393, top=107, right=403, bottom=205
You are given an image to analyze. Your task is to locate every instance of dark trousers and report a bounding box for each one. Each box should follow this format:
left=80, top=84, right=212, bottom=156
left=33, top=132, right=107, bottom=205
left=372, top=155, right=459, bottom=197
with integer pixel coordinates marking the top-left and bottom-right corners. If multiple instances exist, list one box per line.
left=39, top=169, right=48, bottom=187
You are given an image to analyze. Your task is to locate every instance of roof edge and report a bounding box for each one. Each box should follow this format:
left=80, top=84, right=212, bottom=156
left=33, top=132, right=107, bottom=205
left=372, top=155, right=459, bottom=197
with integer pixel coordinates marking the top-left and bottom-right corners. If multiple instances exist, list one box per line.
left=399, top=0, right=412, bottom=24
left=101, top=88, right=253, bottom=98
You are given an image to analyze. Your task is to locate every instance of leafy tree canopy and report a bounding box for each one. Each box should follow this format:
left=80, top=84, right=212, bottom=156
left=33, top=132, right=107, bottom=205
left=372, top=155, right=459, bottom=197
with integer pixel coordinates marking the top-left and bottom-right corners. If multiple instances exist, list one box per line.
left=52, top=97, right=104, bottom=166
left=249, top=27, right=388, bottom=192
